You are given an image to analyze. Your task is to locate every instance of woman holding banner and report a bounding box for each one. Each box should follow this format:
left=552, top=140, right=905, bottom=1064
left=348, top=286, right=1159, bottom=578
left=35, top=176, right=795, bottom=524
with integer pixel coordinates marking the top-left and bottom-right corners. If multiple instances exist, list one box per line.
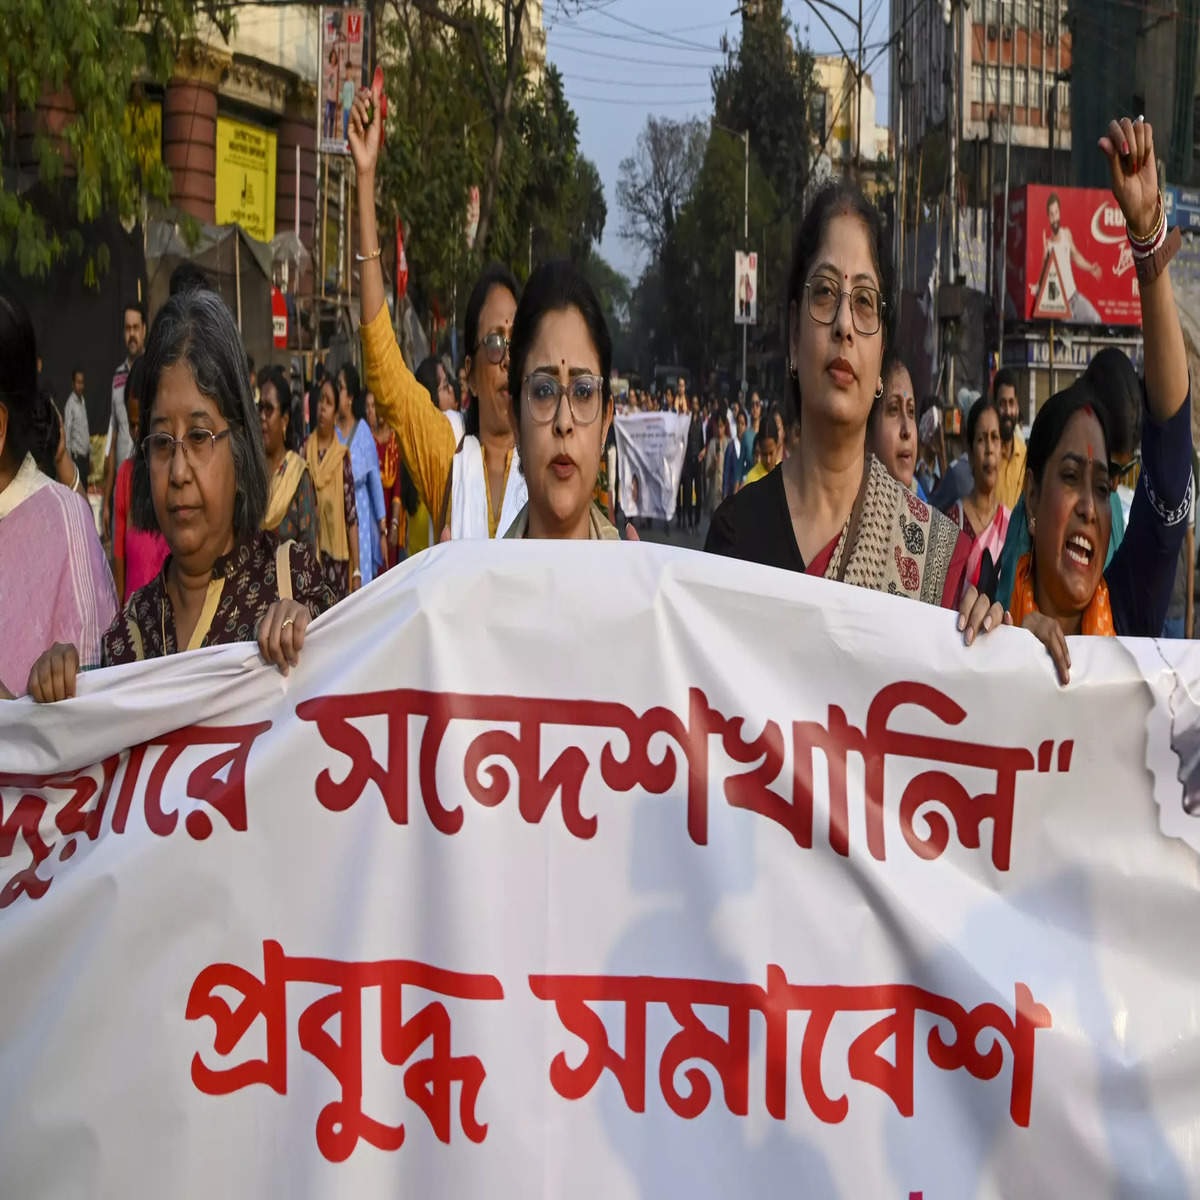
left=1012, top=116, right=1193, bottom=684
left=704, top=181, right=1004, bottom=644
left=27, top=289, right=333, bottom=700
left=502, top=260, right=620, bottom=540
left=348, top=81, right=526, bottom=541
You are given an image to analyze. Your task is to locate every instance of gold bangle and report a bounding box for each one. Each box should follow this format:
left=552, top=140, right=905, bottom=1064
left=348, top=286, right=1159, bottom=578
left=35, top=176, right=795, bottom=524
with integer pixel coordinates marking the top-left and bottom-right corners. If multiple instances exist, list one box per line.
left=354, top=247, right=382, bottom=262
left=1129, top=191, right=1165, bottom=245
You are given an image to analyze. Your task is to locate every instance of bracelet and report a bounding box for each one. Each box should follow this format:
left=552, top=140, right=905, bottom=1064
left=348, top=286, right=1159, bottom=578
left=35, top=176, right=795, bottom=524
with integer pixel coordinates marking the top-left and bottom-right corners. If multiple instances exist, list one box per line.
left=352, top=569, right=363, bottom=579
left=1128, top=192, right=1165, bottom=247
left=1135, top=225, right=1181, bottom=287
left=1132, top=219, right=1168, bottom=261
left=354, top=247, right=382, bottom=262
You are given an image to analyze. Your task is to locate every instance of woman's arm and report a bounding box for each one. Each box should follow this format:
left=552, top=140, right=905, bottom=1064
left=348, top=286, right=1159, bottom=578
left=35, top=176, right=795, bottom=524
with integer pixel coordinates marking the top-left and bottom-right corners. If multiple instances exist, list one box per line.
left=347, top=81, right=456, bottom=523
left=1100, top=118, right=1188, bottom=423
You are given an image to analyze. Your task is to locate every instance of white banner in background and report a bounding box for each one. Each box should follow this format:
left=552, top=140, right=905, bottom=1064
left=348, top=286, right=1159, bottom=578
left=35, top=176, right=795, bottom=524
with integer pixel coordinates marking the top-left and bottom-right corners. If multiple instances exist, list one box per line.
left=3, top=541, right=1200, bottom=1198
left=614, top=411, right=688, bottom=521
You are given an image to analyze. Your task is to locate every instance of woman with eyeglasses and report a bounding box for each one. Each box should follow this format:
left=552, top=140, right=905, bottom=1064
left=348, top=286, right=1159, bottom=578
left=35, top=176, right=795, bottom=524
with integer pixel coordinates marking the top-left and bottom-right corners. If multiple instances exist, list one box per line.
left=705, top=182, right=1005, bottom=641
left=259, top=365, right=318, bottom=554
left=503, top=260, right=619, bottom=540
left=27, top=289, right=334, bottom=701
left=305, top=376, right=360, bottom=600
left=1002, top=117, right=1194, bottom=684
left=347, top=81, right=527, bottom=540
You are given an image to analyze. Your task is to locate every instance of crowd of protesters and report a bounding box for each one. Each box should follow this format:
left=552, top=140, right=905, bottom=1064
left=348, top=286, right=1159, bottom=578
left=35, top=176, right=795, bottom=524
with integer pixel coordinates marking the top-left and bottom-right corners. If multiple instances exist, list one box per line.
left=1, top=96, right=1192, bottom=699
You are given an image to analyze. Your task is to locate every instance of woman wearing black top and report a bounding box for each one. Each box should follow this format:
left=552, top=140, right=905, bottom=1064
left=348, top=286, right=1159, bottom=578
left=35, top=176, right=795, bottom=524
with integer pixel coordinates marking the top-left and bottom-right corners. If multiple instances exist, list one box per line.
left=706, top=181, right=1002, bottom=641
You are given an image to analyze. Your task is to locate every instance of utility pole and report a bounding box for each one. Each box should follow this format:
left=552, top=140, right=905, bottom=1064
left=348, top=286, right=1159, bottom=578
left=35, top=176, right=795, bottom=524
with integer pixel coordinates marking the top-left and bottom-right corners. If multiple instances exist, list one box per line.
left=856, top=0, right=863, bottom=176
left=944, top=0, right=960, bottom=412
left=741, top=127, right=749, bottom=392
left=715, top=122, right=751, bottom=393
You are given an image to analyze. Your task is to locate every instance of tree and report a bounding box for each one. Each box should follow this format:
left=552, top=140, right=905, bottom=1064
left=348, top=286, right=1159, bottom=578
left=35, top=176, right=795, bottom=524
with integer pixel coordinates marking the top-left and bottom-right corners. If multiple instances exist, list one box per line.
left=392, top=0, right=533, bottom=257
left=711, top=0, right=815, bottom=209
left=615, top=116, right=707, bottom=261
left=0, top=0, right=230, bottom=283
left=375, top=16, right=605, bottom=344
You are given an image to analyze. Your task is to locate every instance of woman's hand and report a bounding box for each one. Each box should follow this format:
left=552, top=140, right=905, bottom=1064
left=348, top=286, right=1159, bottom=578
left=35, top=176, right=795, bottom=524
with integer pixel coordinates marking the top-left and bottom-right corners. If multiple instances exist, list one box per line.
left=624, top=522, right=641, bottom=542
left=27, top=643, right=80, bottom=703
left=1022, top=612, right=1071, bottom=686
left=956, top=585, right=1011, bottom=647
left=1099, top=117, right=1159, bottom=237
left=257, top=600, right=312, bottom=676
left=347, top=81, right=382, bottom=179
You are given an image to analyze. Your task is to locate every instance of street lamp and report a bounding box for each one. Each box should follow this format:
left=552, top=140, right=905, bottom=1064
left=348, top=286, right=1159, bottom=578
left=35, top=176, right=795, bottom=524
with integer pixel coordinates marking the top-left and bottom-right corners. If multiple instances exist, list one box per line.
left=714, top=122, right=750, bottom=392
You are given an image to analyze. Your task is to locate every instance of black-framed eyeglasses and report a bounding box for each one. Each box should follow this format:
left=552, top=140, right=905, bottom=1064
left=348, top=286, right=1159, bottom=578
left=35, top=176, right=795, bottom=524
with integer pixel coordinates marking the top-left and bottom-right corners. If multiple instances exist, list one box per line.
left=142, top=428, right=232, bottom=468
left=476, top=331, right=511, bottom=365
left=256, top=399, right=279, bottom=416
left=804, top=275, right=885, bottom=336
left=522, top=372, right=605, bottom=425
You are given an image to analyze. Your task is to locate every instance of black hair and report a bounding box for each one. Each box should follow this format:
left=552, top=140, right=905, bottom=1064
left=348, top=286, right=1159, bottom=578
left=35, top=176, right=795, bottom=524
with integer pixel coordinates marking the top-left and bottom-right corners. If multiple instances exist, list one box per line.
left=72, top=365, right=83, bottom=380
left=1026, top=377, right=1113, bottom=491
left=125, top=355, right=145, bottom=408
left=507, top=260, right=612, bottom=426
left=1047, top=192, right=1060, bottom=212
left=463, top=262, right=519, bottom=438
left=414, top=355, right=443, bottom=405
left=1083, top=346, right=1142, bottom=460
left=992, top=367, right=1018, bottom=401
left=786, top=181, right=893, bottom=425
left=124, top=299, right=147, bottom=325
left=965, top=395, right=999, bottom=450
left=132, top=288, right=268, bottom=536
left=339, top=361, right=365, bottom=421
left=260, top=365, right=297, bottom=452
left=0, top=292, right=56, bottom=475
left=169, top=261, right=213, bottom=296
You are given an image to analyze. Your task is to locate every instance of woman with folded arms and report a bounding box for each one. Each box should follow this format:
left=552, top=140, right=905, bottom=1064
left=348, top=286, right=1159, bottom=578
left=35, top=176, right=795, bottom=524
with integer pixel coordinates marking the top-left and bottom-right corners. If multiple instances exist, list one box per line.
left=28, top=288, right=333, bottom=700
left=348, top=80, right=526, bottom=540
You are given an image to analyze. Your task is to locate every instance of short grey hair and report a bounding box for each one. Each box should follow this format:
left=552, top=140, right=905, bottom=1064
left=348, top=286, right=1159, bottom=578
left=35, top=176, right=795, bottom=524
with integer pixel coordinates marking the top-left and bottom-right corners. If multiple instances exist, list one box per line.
left=132, top=288, right=268, bottom=537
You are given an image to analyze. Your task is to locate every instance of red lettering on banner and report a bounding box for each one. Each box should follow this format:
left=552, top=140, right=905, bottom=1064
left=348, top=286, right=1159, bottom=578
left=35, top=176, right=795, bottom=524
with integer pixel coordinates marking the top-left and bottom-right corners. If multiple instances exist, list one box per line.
left=789, top=682, right=1050, bottom=868
left=187, top=941, right=504, bottom=1162
left=0, top=723, right=271, bottom=909
left=300, top=683, right=1067, bottom=870
left=532, top=968, right=1051, bottom=1128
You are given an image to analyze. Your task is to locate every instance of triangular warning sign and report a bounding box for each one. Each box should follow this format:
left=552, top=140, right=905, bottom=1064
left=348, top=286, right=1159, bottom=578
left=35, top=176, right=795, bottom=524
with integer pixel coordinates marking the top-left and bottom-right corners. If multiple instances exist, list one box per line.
left=1033, top=248, right=1071, bottom=320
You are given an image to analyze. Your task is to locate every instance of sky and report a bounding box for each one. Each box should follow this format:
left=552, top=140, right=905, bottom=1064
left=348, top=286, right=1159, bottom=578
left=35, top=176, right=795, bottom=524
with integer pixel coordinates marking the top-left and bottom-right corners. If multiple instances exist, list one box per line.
left=545, top=0, right=894, bottom=286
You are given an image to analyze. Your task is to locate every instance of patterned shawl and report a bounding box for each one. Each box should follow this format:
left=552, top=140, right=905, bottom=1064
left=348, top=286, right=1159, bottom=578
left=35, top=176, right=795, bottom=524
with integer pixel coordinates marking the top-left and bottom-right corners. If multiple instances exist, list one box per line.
left=824, top=455, right=961, bottom=604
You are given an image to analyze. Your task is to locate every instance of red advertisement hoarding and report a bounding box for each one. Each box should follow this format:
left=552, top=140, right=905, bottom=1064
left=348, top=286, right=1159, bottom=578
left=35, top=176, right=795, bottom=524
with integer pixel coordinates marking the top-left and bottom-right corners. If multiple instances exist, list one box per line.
left=1000, top=185, right=1141, bottom=327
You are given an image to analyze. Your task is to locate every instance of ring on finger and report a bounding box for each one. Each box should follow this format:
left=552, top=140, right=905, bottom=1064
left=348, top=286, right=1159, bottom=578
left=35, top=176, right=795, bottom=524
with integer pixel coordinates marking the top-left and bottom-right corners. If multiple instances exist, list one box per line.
left=281, top=617, right=295, bottom=630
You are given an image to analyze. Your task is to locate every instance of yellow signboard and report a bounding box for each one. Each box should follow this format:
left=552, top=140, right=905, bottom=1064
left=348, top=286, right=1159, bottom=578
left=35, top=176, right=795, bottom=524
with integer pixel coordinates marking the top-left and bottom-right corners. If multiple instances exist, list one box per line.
left=215, top=116, right=277, bottom=242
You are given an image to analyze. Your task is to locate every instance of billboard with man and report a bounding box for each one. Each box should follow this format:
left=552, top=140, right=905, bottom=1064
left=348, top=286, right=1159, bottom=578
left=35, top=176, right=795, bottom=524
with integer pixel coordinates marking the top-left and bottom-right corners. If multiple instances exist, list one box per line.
left=999, top=185, right=1142, bottom=327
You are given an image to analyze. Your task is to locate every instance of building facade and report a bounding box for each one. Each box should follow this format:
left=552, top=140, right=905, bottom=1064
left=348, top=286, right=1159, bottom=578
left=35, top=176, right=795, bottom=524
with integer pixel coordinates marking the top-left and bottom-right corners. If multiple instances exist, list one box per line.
left=891, top=0, right=1072, bottom=194
left=810, top=55, right=890, bottom=175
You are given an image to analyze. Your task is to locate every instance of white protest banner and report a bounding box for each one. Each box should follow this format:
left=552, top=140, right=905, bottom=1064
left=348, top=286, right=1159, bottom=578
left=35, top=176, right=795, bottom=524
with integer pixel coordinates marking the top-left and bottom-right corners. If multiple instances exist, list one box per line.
left=614, top=411, right=688, bottom=521
left=3, top=540, right=1200, bottom=1197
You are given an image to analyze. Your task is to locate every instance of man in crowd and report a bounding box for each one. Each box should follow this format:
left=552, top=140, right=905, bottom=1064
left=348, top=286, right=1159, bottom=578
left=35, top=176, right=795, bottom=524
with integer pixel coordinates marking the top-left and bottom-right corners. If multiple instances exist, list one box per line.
left=101, top=301, right=146, bottom=537
left=63, top=368, right=90, bottom=489
left=993, top=368, right=1027, bottom=511
left=680, top=394, right=706, bottom=532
